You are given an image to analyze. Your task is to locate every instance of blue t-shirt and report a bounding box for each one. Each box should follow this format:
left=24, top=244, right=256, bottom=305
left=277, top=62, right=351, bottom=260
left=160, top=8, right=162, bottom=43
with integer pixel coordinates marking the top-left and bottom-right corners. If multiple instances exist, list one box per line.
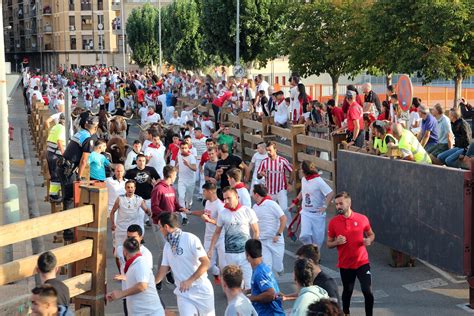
left=421, top=114, right=439, bottom=145
left=251, top=263, right=285, bottom=316
left=88, top=151, right=110, bottom=181
left=166, top=92, right=173, bottom=107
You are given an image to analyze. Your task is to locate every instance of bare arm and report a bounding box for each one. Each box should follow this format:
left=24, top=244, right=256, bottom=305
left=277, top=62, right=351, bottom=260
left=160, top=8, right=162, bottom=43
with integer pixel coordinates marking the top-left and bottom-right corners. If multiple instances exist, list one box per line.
left=250, top=222, right=260, bottom=240
left=78, top=152, right=90, bottom=178
left=179, top=256, right=210, bottom=292
left=141, top=200, right=151, bottom=216
left=364, top=228, right=375, bottom=246
left=352, top=119, right=360, bottom=140
left=420, top=131, right=431, bottom=147
left=110, top=198, right=120, bottom=230
left=207, top=226, right=222, bottom=258
left=57, top=140, right=65, bottom=156
left=155, top=265, right=170, bottom=284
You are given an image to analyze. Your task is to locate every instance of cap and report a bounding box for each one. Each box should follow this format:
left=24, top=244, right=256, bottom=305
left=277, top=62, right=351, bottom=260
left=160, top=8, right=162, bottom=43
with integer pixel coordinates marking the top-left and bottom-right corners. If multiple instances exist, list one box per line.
left=85, top=116, right=99, bottom=126
left=58, top=113, right=66, bottom=121
left=272, top=90, right=284, bottom=96
left=346, top=90, right=357, bottom=98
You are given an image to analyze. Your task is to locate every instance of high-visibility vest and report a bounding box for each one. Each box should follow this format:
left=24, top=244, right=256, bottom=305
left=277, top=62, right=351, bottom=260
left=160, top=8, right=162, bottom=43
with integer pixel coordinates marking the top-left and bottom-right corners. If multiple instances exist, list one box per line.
left=374, top=133, right=398, bottom=154
left=47, top=123, right=66, bottom=156
left=398, top=129, right=431, bottom=164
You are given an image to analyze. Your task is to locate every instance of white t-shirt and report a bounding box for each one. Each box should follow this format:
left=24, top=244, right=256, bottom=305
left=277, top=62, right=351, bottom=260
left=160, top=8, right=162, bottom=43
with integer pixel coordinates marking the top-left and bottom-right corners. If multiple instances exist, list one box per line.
left=49, top=112, right=63, bottom=125
left=236, top=187, right=252, bottom=208
left=409, top=111, right=421, bottom=135
left=217, top=206, right=258, bottom=254
left=274, top=100, right=289, bottom=125
left=124, top=150, right=139, bottom=171
left=258, top=80, right=270, bottom=97
left=144, top=112, right=160, bottom=125
left=144, top=145, right=166, bottom=179
left=301, top=176, right=332, bottom=213
left=204, top=199, right=225, bottom=241
left=251, top=152, right=268, bottom=180
left=157, top=93, right=167, bottom=107
left=124, top=256, right=164, bottom=315
left=115, top=195, right=144, bottom=232
left=116, top=244, right=153, bottom=290
left=139, top=107, right=149, bottom=125
left=177, top=154, right=197, bottom=181
left=181, top=109, right=194, bottom=123
left=105, top=177, right=126, bottom=212
left=192, top=137, right=208, bottom=158
left=253, top=199, right=285, bottom=240
left=225, top=293, right=258, bottom=316
left=201, top=120, right=215, bottom=137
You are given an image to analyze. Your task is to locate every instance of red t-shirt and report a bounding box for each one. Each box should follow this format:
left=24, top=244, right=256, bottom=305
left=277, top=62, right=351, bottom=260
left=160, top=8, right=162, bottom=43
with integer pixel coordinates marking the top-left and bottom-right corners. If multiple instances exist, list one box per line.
left=212, top=91, right=233, bottom=107
left=328, top=211, right=371, bottom=269
left=346, top=102, right=364, bottom=132
left=137, top=89, right=145, bottom=103
left=200, top=151, right=209, bottom=167
left=342, top=95, right=364, bottom=114
left=167, top=142, right=180, bottom=161
left=331, top=106, right=344, bottom=128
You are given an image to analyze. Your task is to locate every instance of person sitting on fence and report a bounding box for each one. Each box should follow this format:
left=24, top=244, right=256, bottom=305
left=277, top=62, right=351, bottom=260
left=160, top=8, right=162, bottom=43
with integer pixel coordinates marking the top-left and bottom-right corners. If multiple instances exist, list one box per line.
left=459, top=140, right=474, bottom=170
left=418, top=105, right=439, bottom=152
left=273, top=90, right=288, bottom=128
left=36, top=251, right=70, bottom=309
left=372, top=121, right=398, bottom=156
left=428, top=104, right=453, bottom=163
left=88, top=139, right=113, bottom=181
left=30, top=284, right=73, bottom=316
left=391, top=123, right=431, bottom=164
left=437, top=108, right=472, bottom=167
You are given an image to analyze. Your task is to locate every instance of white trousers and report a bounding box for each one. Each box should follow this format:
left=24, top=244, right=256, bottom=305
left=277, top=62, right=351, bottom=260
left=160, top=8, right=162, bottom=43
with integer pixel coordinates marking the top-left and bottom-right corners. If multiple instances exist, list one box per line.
left=299, top=211, right=326, bottom=247
left=178, top=180, right=195, bottom=209
left=270, top=190, right=290, bottom=228
left=175, top=280, right=215, bottom=316
left=261, top=238, right=285, bottom=274
left=224, top=252, right=252, bottom=289
left=204, top=239, right=225, bottom=276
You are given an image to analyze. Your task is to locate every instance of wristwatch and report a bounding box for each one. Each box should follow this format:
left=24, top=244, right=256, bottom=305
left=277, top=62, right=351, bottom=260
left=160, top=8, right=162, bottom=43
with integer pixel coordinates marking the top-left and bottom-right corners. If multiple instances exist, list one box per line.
left=275, top=233, right=282, bottom=236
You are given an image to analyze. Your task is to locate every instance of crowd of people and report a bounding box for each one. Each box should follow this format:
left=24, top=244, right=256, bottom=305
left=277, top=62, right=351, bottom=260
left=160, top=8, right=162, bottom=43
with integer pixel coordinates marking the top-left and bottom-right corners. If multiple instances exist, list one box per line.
left=22, top=64, right=473, bottom=316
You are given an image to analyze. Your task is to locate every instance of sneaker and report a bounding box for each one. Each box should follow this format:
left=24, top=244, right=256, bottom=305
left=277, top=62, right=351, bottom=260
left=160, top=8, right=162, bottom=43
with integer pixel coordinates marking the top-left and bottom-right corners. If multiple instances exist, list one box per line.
left=145, top=220, right=152, bottom=227
left=156, top=281, right=162, bottom=291
left=213, top=275, right=221, bottom=286
left=166, top=272, right=175, bottom=285
left=182, top=217, right=189, bottom=226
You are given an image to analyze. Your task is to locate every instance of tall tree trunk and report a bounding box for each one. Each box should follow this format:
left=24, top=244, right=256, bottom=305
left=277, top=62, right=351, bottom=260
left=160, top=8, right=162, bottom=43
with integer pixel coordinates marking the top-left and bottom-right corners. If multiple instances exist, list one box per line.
left=331, top=74, right=339, bottom=104
left=454, top=69, right=463, bottom=109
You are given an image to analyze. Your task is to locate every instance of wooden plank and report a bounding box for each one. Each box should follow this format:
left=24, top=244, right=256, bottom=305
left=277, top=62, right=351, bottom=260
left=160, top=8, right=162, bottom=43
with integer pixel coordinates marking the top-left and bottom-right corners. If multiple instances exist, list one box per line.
left=297, top=152, right=336, bottom=174
left=244, top=147, right=256, bottom=157
left=270, top=125, right=292, bottom=138
left=229, top=127, right=240, bottom=137
left=296, top=134, right=333, bottom=153
left=275, top=142, right=293, bottom=157
left=242, top=119, right=262, bottom=130
left=228, top=115, right=240, bottom=124
left=75, top=306, right=92, bottom=316
left=64, top=273, right=93, bottom=297
left=0, top=205, right=94, bottom=247
left=243, top=133, right=263, bottom=145
left=0, top=239, right=93, bottom=285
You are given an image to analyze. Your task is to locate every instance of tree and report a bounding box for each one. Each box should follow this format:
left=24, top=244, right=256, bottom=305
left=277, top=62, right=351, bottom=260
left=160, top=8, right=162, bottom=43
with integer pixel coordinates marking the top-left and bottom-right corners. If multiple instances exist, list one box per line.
left=161, top=0, right=207, bottom=70
left=126, top=4, right=160, bottom=68
left=284, top=0, right=365, bottom=100
left=200, top=0, right=284, bottom=67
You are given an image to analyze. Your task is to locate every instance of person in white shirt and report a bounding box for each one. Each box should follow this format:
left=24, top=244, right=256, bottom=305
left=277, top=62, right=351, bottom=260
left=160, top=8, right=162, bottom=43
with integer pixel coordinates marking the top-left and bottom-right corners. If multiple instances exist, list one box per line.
left=144, top=133, right=166, bottom=179
left=192, top=127, right=208, bottom=194
left=108, top=89, right=116, bottom=113
left=155, top=212, right=215, bottom=316
left=289, top=161, right=334, bottom=247
left=181, top=105, right=195, bottom=124
left=186, top=182, right=225, bottom=284
left=143, top=106, right=161, bottom=125
left=222, top=265, right=258, bottom=316
left=227, top=168, right=251, bottom=207
left=105, top=164, right=127, bottom=218
left=200, top=112, right=215, bottom=137
left=124, top=140, right=143, bottom=171
left=289, top=76, right=301, bottom=123
left=273, top=90, right=289, bottom=127
left=247, top=142, right=268, bottom=193
left=169, top=111, right=184, bottom=126
left=139, top=105, right=149, bottom=125
left=252, top=184, right=287, bottom=275
left=110, top=180, right=152, bottom=250
left=177, top=142, right=197, bottom=224
left=207, top=187, right=259, bottom=289
left=114, top=225, right=154, bottom=315
left=107, top=237, right=165, bottom=316
left=30, top=85, right=43, bottom=108
left=157, top=91, right=169, bottom=121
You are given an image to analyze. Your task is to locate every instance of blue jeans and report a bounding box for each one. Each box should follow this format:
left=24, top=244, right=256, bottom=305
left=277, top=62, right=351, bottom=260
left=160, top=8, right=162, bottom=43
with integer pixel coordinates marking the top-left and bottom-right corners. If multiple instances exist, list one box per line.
left=437, top=147, right=464, bottom=167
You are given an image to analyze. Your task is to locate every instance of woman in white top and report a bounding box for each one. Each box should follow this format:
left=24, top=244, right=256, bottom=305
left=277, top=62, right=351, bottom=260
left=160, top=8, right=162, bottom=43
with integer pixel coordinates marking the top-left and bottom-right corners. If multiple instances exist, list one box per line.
left=289, top=76, right=300, bottom=123
left=242, top=79, right=256, bottom=112
left=110, top=180, right=151, bottom=249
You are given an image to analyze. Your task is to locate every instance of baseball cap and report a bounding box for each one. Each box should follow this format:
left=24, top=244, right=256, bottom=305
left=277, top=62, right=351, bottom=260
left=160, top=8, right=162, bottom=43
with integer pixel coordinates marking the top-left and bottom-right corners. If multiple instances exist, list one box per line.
left=346, top=90, right=357, bottom=98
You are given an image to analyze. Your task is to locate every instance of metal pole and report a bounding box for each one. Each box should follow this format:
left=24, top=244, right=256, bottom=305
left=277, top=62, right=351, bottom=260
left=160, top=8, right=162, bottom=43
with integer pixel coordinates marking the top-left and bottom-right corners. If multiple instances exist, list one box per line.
left=121, top=0, right=126, bottom=72
left=101, top=35, right=104, bottom=67
left=0, top=1, right=20, bottom=264
left=236, top=0, right=240, bottom=66
left=158, top=0, right=162, bottom=74
left=65, top=87, right=71, bottom=145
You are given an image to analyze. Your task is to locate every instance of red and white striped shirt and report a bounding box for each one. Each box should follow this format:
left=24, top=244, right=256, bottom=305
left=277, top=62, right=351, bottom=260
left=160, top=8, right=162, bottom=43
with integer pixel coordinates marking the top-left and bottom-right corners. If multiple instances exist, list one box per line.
left=257, top=156, right=293, bottom=195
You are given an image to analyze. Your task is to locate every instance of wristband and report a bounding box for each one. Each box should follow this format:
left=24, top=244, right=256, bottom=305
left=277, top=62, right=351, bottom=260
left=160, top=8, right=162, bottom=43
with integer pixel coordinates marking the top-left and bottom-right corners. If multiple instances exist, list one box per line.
left=292, top=198, right=300, bottom=205
left=275, top=233, right=282, bottom=236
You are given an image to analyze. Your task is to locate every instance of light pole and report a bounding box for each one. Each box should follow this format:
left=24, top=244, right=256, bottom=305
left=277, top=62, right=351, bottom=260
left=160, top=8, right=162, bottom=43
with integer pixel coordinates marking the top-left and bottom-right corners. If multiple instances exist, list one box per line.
left=98, top=23, right=104, bottom=66
left=158, top=0, right=162, bottom=75
left=121, top=0, right=126, bottom=72
left=233, top=0, right=243, bottom=78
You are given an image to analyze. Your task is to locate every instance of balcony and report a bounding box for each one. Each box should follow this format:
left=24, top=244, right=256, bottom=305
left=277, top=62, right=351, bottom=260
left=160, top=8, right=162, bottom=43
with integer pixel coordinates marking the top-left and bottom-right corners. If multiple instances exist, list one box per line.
left=111, top=1, right=121, bottom=10
left=43, top=5, right=52, bottom=15
left=44, top=25, right=52, bottom=33
left=44, top=43, right=53, bottom=50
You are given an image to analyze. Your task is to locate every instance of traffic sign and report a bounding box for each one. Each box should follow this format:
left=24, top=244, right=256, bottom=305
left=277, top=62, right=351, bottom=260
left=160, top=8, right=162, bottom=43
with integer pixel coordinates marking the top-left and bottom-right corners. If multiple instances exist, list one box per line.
left=397, top=74, right=413, bottom=112
left=233, top=65, right=245, bottom=78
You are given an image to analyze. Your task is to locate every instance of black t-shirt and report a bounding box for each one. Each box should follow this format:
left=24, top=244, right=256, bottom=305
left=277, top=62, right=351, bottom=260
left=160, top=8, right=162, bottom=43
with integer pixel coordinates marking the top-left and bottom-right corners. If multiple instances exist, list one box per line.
left=63, top=130, right=94, bottom=166
left=216, top=154, right=242, bottom=189
left=125, top=166, right=160, bottom=200
left=313, top=270, right=341, bottom=306
left=45, top=278, right=70, bottom=307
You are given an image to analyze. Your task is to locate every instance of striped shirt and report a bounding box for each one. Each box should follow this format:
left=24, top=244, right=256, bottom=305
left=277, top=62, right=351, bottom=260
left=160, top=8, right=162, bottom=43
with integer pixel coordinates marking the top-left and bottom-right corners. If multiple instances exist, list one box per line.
left=257, top=156, right=293, bottom=195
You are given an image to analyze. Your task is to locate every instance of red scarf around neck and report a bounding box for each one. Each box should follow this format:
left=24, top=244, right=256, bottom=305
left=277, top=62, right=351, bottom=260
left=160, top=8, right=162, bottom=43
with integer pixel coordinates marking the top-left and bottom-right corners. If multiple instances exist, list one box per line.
left=181, top=151, right=191, bottom=157
left=124, top=253, right=142, bottom=274
left=257, top=195, right=272, bottom=206
left=305, top=174, right=320, bottom=181
left=195, top=134, right=205, bottom=140
left=147, top=111, right=155, bottom=116
left=202, top=117, right=210, bottom=121
left=225, top=202, right=242, bottom=212
left=234, top=182, right=246, bottom=189
left=149, top=143, right=160, bottom=149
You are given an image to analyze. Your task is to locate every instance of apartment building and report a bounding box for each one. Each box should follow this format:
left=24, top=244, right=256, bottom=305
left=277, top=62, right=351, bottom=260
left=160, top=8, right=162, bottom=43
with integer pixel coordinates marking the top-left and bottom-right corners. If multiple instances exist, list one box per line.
left=3, top=0, right=170, bottom=72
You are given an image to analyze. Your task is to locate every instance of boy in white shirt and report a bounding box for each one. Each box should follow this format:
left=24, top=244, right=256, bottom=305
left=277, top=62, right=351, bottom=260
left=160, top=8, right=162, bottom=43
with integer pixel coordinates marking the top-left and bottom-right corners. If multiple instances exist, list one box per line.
left=227, top=168, right=251, bottom=207
left=177, top=142, right=197, bottom=225
left=143, top=106, right=160, bottom=125
left=246, top=142, right=268, bottom=193
left=144, top=133, right=166, bottom=179
left=200, top=112, right=215, bottom=137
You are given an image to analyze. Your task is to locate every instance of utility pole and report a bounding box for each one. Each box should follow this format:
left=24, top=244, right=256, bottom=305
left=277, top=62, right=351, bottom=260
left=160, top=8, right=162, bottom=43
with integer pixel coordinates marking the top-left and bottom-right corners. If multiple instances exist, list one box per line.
left=0, top=2, right=20, bottom=264
left=158, top=0, right=162, bottom=75
left=121, top=0, right=126, bottom=72
left=236, top=0, right=240, bottom=66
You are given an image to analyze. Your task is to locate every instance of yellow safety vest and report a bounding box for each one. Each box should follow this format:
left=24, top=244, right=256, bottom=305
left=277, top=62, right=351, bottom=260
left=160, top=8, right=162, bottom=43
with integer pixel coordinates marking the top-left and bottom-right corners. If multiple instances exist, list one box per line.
left=47, top=123, right=66, bottom=155
left=398, top=129, right=431, bottom=164
left=373, top=133, right=398, bottom=154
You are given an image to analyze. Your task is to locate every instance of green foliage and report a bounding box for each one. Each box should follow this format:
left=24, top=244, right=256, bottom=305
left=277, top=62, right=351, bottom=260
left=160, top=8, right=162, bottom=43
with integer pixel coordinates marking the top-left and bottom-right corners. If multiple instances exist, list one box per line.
left=126, top=4, right=160, bottom=67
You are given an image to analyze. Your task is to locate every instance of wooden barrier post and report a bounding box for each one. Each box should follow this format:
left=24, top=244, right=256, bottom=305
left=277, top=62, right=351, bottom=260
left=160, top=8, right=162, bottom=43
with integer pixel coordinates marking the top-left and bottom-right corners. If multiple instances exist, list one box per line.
left=73, top=185, right=108, bottom=315
left=331, top=133, right=347, bottom=190
left=261, top=116, right=274, bottom=142
left=290, top=124, right=305, bottom=192
left=238, top=111, right=252, bottom=161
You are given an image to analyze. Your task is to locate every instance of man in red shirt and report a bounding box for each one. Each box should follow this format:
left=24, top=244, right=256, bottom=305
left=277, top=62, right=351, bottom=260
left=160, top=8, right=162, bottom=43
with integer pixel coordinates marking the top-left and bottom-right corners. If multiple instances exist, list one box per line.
left=346, top=91, right=365, bottom=148
left=165, top=134, right=181, bottom=166
left=327, top=99, right=344, bottom=128
left=327, top=191, right=375, bottom=316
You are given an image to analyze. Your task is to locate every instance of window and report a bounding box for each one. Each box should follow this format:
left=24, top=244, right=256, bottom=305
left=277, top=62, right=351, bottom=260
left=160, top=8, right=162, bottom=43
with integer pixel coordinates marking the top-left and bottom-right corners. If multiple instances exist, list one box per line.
left=70, top=35, right=76, bottom=50
left=82, top=35, right=93, bottom=50
left=275, top=76, right=279, bottom=84
left=80, top=0, right=91, bottom=11
left=69, top=16, right=75, bottom=30
left=81, top=15, right=92, bottom=30
left=69, top=0, right=74, bottom=10
left=282, top=76, right=286, bottom=86
left=97, top=0, right=103, bottom=10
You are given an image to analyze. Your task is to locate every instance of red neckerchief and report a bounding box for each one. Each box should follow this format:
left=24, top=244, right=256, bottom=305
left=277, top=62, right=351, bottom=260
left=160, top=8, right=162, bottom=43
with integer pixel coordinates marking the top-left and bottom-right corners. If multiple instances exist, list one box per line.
left=181, top=151, right=191, bottom=157
left=202, top=117, right=210, bottom=121
left=149, top=143, right=160, bottom=149
left=225, top=202, right=241, bottom=212
left=195, top=135, right=205, bottom=140
left=410, top=107, right=418, bottom=113
left=188, top=144, right=193, bottom=149
left=305, top=174, right=320, bottom=180
left=257, top=195, right=272, bottom=206
left=147, top=111, right=154, bottom=116
left=234, top=182, right=246, bottom=189
left=124, top=253, right=142, bottom=274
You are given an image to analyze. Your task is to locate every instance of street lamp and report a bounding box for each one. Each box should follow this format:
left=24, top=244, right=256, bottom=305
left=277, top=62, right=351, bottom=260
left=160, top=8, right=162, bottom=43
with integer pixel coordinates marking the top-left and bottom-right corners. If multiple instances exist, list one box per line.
left=120, top=0, right=126, bottom=72
left=233, top=0, right=244, bottom=78
left=158, top=0, right=162, bottom=75
left=98, top=23, right=104, bottom=66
